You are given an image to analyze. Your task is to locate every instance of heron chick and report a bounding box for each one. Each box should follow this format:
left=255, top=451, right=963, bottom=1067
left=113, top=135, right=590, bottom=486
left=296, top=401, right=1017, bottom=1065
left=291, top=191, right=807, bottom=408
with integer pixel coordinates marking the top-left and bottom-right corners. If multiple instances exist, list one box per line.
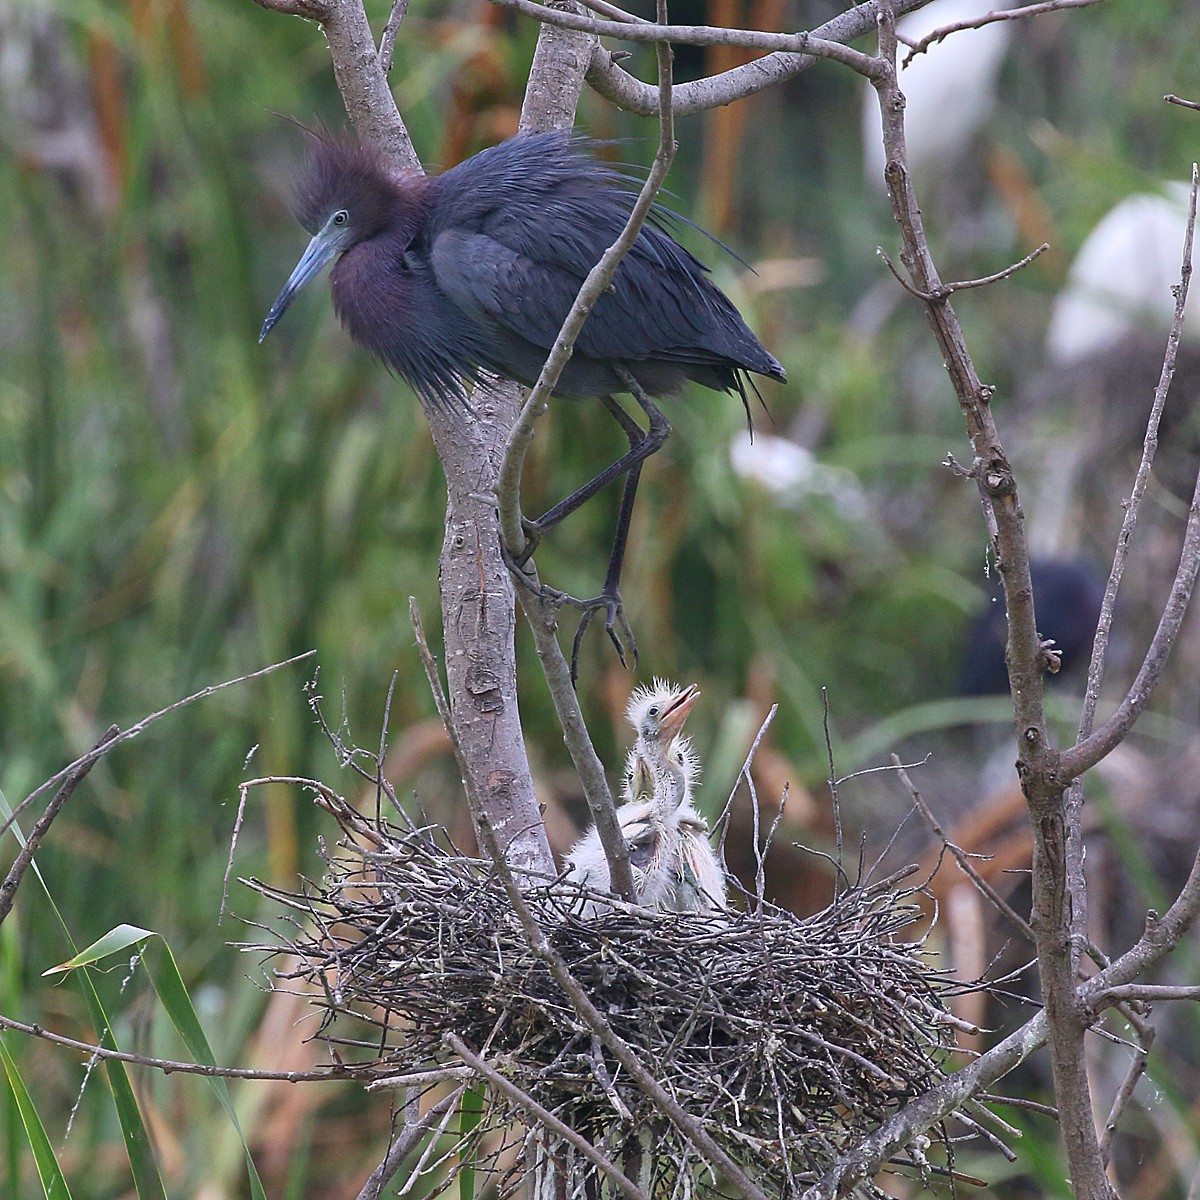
left=567, top=681, right=727, bottom=914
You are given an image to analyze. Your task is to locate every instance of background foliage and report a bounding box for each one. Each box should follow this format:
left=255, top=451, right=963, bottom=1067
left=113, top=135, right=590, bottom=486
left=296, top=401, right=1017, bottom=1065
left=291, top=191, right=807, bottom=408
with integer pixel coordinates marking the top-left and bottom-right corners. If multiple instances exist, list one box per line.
left=2, top=0, right=1200, bottom=1195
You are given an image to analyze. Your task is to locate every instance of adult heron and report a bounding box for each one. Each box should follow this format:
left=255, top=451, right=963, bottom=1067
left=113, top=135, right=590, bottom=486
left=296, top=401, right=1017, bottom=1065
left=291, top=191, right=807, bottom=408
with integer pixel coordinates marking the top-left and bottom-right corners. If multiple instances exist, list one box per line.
left=260, top=132, right=784, bottom=668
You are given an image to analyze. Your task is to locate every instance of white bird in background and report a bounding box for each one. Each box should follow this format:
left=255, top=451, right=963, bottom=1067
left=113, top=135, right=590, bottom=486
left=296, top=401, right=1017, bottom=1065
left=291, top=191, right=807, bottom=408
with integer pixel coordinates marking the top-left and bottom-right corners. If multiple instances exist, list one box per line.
left=861, top=0, right=1015, bottom=192
left=567, top=681, right=728, bottom=915
left=1046, top=184, right=1200, bottom=364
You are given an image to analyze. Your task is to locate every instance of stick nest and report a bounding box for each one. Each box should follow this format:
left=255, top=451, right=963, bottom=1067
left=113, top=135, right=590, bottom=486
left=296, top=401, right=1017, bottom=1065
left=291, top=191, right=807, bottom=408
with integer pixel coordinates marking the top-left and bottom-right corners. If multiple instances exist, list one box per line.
left=246, top=816, right=961, bottom=1196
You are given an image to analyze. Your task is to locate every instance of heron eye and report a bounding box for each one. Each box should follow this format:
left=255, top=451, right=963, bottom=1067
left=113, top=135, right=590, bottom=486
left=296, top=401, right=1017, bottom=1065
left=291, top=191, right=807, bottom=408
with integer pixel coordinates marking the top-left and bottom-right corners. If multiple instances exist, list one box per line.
left=647, top=705, right=660, bottom=717
left=332, top=209, right=350, bottom=226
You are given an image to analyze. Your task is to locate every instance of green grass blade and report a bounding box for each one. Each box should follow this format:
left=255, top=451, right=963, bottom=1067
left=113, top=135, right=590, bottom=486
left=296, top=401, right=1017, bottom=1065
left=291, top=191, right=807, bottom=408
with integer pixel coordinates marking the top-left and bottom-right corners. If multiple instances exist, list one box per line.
left=144, top=938, right=268, bottom=1200
left=457, top=1082, right=485, bottom=1200
left=0, top=1038, right=73, bottom=1200
left=0, top=789, right=167, bottom=1200
left=46, top=924, right=267, bottom=1200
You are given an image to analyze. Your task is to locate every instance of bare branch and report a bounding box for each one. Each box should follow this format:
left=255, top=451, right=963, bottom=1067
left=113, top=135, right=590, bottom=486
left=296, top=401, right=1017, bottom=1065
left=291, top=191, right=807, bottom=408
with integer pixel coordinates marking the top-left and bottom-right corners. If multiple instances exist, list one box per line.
left=497, top=1, right=688, bottom=901
left=1061, top=163, right=1199, bottom=782
left=585, top=0, right=932, bottom=116
left=1165, top=93, right=1200, bottom=112
left=354, top=1088, right=465, bottom=1200
left=894, top=757, right=1034, bottom=942
left=801, top=1011, right=1050, bottom=1199
left=902, top=0, right=1102, bottom=65
left=3, top=652, right=316, bottom=843
left=0, top=1010, right=373, bottom=1082
left=378, top=0, right=410, bottom=72
left=0, top=726, right=119, bottom=926
left=488, top=0, right=884, bottom=73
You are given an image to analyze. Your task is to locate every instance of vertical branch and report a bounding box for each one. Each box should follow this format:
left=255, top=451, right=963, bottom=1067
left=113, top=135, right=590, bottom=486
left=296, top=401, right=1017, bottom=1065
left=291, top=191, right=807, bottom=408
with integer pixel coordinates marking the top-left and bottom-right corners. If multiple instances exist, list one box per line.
left=1063, top=165, right=1199, bottom=966
left=253, top=0, right=553, bottom=875
left=495, top=0, right=679, bottom=903
left=868, top=4, right=1113, bottom=1196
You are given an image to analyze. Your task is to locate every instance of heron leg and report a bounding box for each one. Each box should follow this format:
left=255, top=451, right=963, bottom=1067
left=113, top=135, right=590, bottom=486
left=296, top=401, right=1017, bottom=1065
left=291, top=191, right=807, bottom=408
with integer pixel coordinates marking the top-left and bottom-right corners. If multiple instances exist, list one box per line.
left=515, top=368, right=669, bottom=680
left=517, top=378, right=670, bottom=563
left=568, top=457, right=642, bottom=677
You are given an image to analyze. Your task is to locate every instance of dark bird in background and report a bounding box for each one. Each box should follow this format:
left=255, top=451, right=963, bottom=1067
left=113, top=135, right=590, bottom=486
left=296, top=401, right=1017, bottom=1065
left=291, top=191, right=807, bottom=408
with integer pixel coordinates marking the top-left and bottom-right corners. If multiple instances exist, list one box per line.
left=959, top=558, right=1106, bottom=697
left=260, top=132, right=785, bottom=669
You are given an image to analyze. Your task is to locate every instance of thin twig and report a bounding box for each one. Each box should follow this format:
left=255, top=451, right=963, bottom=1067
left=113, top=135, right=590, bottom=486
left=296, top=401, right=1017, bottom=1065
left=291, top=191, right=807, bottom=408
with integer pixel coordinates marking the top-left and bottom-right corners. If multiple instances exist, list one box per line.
left=902, top=0, right=1102, bottom=64
left=446, top=1033, right=649, bottom=1200
left=801, top=1010, right=1051, bottom=1199
left=490, top=0, right=884, bottom=72
left=355, top=1088, right=464, bottom=1200
left=1061, top=164, right=1200, bottom=782
left=1165, top=93, right=1200, bottom=113
left=497, top=0, right=690, bottom=903
left=585, top=0, right=927, bottom=118
left=1, top=652, right=316, bottom=844
left=0, top=1010, right=375, bottom=1082
left=0, top=726, right=119, bottom=927
left=940, top=243, right=1050, bottom=293
left=472, top=813, right=771, bottom=1200
left=894, top=756, right=1034, bottom=942
left=378, top=0, right=411, bottom=72
left=1100, top=1023, right=1154, bottom=1166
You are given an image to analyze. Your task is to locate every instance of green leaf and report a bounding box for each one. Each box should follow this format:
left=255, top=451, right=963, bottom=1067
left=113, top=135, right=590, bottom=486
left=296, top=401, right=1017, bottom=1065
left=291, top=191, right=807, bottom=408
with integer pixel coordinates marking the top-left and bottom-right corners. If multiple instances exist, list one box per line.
left=0, top=1038, right=72, bottom=1200
left=458, top=1082, right=486, bottom=1200
left=0, top=790, right=165, bottom=1200
left=41, top=925, right=157, bottom=976
left=39, top=919, right=267, bottom=1200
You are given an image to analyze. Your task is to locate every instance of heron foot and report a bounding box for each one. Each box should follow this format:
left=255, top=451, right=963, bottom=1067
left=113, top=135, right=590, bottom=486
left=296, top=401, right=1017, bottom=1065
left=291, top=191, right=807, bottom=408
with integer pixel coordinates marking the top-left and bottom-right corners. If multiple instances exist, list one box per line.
left=513, top=516, right=544, bottom=568
left=563, top=588, right=637, bottom=683
left=499, top=540, right=637, bottom=682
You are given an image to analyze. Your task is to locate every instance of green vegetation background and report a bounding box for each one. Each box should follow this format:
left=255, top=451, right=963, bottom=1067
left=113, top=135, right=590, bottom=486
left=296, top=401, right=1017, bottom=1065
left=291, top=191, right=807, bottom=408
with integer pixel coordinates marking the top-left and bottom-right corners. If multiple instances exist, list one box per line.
left=1, top=0, right=1199, bottom=1195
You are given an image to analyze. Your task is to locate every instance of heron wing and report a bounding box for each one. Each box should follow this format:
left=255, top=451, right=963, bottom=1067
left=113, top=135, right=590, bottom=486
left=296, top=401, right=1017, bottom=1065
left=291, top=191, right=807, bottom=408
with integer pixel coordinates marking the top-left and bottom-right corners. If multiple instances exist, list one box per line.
left=427, top=136, right=756, bottom=368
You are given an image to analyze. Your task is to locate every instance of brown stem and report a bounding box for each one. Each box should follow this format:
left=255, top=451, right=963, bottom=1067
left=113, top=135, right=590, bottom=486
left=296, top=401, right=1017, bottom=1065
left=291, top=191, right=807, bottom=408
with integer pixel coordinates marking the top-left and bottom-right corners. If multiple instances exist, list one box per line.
left=0, top=726, right=120, bottom=926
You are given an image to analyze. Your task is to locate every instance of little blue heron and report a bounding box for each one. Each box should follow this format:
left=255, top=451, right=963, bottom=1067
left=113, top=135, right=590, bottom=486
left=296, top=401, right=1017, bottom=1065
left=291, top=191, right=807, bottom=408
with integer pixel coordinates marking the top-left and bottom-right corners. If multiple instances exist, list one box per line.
left=260, top=132, right=785, bottom=667
left=568, top=680, right=727, bottom=915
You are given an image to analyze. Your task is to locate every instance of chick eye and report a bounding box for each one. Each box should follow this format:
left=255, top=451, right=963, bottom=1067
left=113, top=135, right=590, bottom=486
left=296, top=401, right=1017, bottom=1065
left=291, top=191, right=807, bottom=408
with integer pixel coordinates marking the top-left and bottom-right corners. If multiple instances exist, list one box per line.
left=647, top=705, right=660, bottom=717
left=332, top=209, right=350, bottom=226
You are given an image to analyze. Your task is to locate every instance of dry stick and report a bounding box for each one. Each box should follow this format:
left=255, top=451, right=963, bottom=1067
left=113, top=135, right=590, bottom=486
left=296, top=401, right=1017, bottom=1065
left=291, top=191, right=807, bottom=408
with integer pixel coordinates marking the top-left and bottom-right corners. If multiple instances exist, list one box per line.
left=1099, top=1026, right=1153, bottom=1164
left=491, top=0, right=881, bottom=69
left=1, top=651, right=317, bottom=843
left=869, top=0, right=1117, bottom=1192
left=1165, top=94, right=1200, bottom=113
left=881, top=242, right=1049, bottom=300
left=828, top=760, right=1200, bottom=1197
left=0, top=725, right=120, bottom=927
left=902, top=0, right=1102, bottom=63
left=892, top=756, right=1034, bottom=942
left=801, top=1010, right=1052, bottom=1200
left=714, top=703, right=776, bottom=851
left=896, top=756, right=1156, bottom=1068
left=378, top=0, right=411, bottom=72
left=1060, top=171, right=1198, bottom=1135
left=251, top=0, right=418, bottom=170
left=444, top=1033, right=649, bottom=1200
left=585, top=0, right=931, bottom=117
left=0, top=1010, right=377, bottom=1082
left=472, top=814, right=770, bottom=1200
left=496, top=4, right=684, bottom=904
left=354, top=1087, right=464, bottom=1200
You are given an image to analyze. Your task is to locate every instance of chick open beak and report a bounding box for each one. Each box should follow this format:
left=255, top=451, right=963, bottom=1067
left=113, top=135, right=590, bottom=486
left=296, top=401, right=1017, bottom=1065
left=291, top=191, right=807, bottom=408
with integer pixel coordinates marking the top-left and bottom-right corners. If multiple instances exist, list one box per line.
left=659, top=684, right=700, bottom=740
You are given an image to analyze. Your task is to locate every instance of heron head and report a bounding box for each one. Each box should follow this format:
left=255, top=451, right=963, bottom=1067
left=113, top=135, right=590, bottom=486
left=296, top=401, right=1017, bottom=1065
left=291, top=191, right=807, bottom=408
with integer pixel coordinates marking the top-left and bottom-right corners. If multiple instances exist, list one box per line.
left=626, top=680, right=699, bottom=748
left=260, top=135, right=423, bottom=342
left=623, top=681, right=700, bottom=809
